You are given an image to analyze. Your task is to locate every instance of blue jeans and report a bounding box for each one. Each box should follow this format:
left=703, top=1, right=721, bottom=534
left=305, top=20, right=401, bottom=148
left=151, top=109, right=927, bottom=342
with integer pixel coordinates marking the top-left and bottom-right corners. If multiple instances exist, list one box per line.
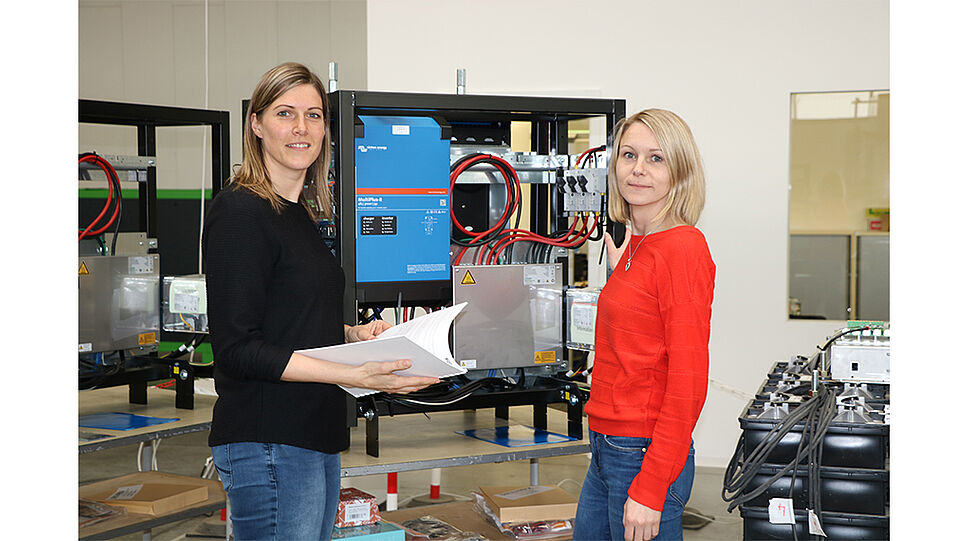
left=211, top=442, right=341, bottom=541
left=574, top=431, right=694, bottom=541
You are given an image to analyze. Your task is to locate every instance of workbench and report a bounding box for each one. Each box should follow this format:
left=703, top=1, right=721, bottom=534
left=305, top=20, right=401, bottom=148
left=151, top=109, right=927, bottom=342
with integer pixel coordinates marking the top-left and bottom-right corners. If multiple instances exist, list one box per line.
left=79, top=385, right=590, bottom=538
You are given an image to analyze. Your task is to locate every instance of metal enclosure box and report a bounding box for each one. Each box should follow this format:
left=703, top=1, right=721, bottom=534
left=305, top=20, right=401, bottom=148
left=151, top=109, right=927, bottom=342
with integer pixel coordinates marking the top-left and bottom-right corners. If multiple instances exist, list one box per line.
left=829, top=339, right=890, bottom=384
left=452, top=264, right=563, bottom=370
left=566, top=287, right=601, bottom=351
left=78, top=255, right=160, bottom=354
left=162, top=274, right=209, bottom=333
left=354, top=115, right=451, bottom=304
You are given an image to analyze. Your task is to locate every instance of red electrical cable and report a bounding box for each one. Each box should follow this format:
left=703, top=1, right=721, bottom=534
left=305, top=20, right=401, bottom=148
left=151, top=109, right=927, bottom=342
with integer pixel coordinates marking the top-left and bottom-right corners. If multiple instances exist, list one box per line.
left=486, top=216, right=595, bottom=265
left=575, top=145, right=605, bottom=169
left=575, top=148, right=595, bottom=168
left=78, top=155, right=114, bottom=239
left=450, top=154, right=523, bottom=265
left=450, top=154, right=520, bottom=241
left=485, top=217, right=583, bottom=265
left=78, top=155, right=122, bottom=240
left=450, top=152, right=602, bottom=266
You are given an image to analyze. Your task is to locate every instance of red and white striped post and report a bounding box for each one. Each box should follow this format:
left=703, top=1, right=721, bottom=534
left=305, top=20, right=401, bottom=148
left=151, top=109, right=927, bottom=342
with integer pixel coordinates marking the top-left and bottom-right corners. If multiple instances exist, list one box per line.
left=429, top=468, right=442, bottom=500
left=386, top=472, right=398, bottom=511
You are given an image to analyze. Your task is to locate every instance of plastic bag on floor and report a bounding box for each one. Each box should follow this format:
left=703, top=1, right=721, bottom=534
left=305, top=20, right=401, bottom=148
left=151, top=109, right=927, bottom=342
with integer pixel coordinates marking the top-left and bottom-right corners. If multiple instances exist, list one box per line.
left=471, top=492, right=574, bottom=540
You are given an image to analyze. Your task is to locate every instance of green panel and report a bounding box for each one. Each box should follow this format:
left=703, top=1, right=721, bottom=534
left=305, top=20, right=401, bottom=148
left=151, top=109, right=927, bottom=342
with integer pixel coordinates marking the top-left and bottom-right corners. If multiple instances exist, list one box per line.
left=78, top=188, right=140, bottom=199
left=846, top=320, right=887, bottom=329
left=159, top=341, right=214, bottom=365
left=79, top=189, right=213, bottom=200
left=156, top=189, right=213, bottom=200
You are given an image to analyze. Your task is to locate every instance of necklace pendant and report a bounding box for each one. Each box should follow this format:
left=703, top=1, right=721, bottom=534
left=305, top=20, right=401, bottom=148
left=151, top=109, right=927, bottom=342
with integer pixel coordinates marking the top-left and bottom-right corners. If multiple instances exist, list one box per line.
left=624, top=260, right=631, bottom=271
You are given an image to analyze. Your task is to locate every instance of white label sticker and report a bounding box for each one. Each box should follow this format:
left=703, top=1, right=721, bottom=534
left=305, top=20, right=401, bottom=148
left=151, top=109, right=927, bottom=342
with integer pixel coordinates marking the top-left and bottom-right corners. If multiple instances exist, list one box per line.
left=391, top=125, right=410, bottom=136
left=170, top=279, right=207, bottom=314
left=344, top=501, right=371, bottom=524
left=459, top=359, right=477, bottom=369
left=79, top=343, right=93, bottom=352
left=495, top=485, right=554, bottom=501
left=128, top=256, right=154, bottom=274
left=768, top=498, right=795, bottom=525
left=107, top=484, right=143, bottom=501
left=172, top=291, right=200, bottom=313
left=523, top=265, right=555, bottom=285
left=807, top=509, right=827, bottom=537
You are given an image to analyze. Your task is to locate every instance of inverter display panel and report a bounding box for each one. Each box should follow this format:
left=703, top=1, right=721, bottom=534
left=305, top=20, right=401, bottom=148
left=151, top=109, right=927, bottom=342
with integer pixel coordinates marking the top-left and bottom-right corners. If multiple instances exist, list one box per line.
left=354, top=116, right=451, bottom=287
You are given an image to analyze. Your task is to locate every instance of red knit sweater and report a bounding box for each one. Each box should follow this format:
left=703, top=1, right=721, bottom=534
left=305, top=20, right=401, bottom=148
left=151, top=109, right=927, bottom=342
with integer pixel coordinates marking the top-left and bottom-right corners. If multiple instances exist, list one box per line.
left=586, top=225, right=715, bottom=511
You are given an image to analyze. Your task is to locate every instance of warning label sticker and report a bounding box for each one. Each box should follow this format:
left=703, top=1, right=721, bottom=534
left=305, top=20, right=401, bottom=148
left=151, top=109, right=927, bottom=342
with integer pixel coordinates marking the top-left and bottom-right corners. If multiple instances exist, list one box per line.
left=460, top=270, right=476, bottom=285
left=534, top=351, right=557, bottom=364
left=78, top=261, right=90, bottom=275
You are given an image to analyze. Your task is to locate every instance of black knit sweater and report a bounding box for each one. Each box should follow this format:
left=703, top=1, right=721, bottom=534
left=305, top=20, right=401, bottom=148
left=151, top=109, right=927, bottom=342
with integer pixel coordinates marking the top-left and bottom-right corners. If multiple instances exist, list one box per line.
left=202, top=187, right=349, bottom=453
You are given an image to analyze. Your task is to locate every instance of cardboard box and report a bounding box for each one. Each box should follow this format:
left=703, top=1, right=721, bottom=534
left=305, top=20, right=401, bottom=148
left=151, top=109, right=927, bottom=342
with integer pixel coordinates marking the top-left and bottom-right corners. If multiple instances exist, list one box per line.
left=336, top=487, right=380, bottom=528
left=478, top=485, right=578, bottom=523
left=88, top=482, right=208, bottom=516
left=332, top=521, right=405, bottom=541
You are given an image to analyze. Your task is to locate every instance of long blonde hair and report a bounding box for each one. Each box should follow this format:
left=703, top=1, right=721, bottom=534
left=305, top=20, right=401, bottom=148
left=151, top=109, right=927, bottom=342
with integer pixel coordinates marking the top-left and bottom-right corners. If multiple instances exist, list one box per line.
left=607, top=109, right=705, bottom=226
left=231, top=62, right=333, bottom=219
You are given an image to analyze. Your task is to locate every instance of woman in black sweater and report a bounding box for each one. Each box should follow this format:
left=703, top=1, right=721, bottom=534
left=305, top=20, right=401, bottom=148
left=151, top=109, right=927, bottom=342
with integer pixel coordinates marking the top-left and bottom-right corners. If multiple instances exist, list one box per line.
left=202, top=62, right=438, bottom=541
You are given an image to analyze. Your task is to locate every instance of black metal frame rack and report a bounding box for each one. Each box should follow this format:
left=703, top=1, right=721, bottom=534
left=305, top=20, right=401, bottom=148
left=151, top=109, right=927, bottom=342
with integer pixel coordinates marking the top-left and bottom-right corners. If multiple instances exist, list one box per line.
left=325, top=90, right=625, bottom=456
left=79, top=99, right=231, bottom=409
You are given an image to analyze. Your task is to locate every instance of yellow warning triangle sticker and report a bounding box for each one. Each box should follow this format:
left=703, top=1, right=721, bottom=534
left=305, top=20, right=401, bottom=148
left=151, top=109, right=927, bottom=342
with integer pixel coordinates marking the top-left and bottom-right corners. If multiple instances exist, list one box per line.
left=78, top=261, right=90, bottom=275
left=460, top=270, right=476, bottom=285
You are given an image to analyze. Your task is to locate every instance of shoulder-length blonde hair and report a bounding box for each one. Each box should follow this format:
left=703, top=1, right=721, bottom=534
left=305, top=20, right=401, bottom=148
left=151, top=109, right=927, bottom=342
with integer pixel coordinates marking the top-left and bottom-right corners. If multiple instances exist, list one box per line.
left=231, top=62, right=333, bottom=220
left=607, top=108, right=705, bottom=226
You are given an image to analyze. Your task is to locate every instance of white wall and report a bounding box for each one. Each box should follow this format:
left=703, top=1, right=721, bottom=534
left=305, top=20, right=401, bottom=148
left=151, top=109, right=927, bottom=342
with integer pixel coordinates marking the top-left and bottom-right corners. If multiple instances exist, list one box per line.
left=79, top=0, right=368, bottom=190
left=366, top=0, right=889, bottom=467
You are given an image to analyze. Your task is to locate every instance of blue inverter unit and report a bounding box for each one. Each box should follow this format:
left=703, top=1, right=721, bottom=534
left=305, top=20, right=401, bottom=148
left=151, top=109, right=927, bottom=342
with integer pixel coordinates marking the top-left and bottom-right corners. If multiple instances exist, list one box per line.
left=354, top=116, right=451, bottom=305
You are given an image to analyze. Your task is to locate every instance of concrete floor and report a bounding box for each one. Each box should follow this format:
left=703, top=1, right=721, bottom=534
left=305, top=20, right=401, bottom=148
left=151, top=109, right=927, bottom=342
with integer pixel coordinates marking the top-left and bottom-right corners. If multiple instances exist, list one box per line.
left=79, top=430, right=743, bottom=540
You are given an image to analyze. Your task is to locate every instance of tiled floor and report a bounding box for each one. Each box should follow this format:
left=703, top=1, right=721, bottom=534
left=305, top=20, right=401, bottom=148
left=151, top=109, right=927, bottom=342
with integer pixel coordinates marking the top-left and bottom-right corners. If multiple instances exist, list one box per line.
left=79, top=430, right=742, bottom=540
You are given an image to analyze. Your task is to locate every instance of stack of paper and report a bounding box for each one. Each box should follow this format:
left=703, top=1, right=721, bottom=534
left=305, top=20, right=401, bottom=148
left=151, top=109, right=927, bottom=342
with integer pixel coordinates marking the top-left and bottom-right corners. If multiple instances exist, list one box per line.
left=297, top=303, right=469, bottom=397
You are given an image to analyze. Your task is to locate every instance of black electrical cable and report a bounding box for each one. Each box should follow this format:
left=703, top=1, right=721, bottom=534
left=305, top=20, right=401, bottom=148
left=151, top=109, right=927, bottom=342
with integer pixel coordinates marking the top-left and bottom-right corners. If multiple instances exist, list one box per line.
left=109, top=181, right=122, bottom=255
left=382, top=376, right=512, bottom=407
left=787, top=380, right=816, bottom=541
left=93, top=235, right=106, bottom=255
left=586, top=217, right=604, bottom=243
left=79, top=350, right=126, bottom=390
left=781, top=383, right=813, bottom=397
left=805, top=325, right=880, bottom=370
left=808, top=325, right=879, bottom=371
left=579, top=145, right=606, bottom=168
left=160, top=334, right=208, bottom=360
left=515, top=367, right=526, bottom=389
left=721, top=383, right=837, bottom=513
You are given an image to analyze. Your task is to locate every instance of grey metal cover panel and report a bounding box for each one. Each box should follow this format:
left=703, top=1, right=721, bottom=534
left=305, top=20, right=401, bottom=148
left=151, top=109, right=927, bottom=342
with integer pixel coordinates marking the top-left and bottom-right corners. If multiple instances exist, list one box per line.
left=857, top=235, right=889, bottom=321
left=78, top=255, right=160, bottom=354
left=452, top=264, right=562, bottom=370
left=789, top=235, right=850, bottom=320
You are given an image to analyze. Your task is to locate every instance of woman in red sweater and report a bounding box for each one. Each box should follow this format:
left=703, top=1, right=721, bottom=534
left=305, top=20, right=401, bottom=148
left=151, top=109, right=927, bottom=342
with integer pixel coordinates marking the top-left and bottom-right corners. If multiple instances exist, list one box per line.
left=573, top=109, right=715, bottom=541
